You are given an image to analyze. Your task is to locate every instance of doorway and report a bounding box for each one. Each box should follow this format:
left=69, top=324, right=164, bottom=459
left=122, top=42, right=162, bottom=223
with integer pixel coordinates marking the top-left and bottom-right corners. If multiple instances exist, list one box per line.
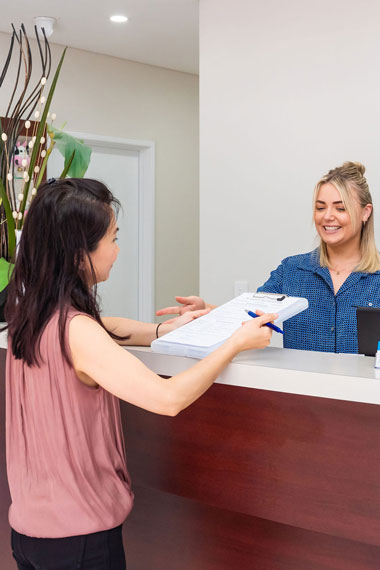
left=47, top=133, right=155, bottom=321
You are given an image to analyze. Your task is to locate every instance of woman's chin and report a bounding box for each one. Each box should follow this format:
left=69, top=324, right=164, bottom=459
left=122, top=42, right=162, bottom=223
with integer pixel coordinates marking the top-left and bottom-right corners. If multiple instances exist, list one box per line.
left=322, top=238, right=343, bottom=248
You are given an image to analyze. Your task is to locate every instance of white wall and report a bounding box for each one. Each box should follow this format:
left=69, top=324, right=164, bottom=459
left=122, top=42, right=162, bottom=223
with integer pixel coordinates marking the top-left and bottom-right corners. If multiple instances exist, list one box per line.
left=0, top=32, right=199, bottom=315
left=199, top=0, right=380, bottom=304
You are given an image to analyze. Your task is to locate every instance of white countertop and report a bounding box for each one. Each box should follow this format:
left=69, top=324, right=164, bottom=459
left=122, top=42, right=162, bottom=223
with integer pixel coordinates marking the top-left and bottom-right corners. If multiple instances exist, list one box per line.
left=2, top=328, right=380, bottom=405
left=126, top=345, right=380, bottom=406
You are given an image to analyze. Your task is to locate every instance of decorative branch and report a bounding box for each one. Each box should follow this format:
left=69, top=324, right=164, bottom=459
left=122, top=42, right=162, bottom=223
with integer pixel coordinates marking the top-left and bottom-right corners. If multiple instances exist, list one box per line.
left=0, top=24, right=63, bottom=259
left=19, top=47, right=67, bottom=228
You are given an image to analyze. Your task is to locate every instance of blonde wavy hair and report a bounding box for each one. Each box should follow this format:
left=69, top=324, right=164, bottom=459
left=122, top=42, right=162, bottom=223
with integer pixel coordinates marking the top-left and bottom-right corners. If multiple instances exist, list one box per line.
left=313, top=161, right=380, bottom=273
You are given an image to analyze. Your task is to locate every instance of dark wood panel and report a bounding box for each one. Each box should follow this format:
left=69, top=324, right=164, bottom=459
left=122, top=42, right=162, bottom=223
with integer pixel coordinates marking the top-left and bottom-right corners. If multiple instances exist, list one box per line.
left=121, top=382, right=380, bottom=547
left=123, top=484, right=380, bottom=570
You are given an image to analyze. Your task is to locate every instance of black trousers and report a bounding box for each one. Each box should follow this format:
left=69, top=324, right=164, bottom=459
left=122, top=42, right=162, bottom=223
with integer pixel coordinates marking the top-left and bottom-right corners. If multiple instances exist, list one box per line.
left=11, top=525, right=126, bottom=570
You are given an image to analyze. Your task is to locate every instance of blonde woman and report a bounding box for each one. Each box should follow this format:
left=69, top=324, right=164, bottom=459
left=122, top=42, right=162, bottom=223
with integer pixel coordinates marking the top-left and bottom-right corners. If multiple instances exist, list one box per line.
left=157, top=162, right=380, bottom=353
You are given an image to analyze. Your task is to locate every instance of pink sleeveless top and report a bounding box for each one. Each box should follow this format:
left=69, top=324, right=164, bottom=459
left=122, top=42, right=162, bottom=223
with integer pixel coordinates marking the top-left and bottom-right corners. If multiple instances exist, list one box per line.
left=6, top=311, right=134, bottom=538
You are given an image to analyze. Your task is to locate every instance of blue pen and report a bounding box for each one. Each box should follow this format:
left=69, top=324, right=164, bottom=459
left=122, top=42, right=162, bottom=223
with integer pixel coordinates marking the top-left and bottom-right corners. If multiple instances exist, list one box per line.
left=245, top=309, right=284, bottom=335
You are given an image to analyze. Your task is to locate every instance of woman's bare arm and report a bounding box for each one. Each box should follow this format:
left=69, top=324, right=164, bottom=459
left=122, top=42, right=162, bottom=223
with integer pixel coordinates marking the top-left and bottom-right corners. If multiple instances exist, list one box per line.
left=70, top=313, right=275, bottom=417
left=102, top=309, right=209, bottom=346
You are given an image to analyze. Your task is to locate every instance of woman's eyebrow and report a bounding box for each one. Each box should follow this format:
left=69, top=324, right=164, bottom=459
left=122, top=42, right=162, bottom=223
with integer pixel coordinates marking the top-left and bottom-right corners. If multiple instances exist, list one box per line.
left=316, top=200, right=343, bottom=204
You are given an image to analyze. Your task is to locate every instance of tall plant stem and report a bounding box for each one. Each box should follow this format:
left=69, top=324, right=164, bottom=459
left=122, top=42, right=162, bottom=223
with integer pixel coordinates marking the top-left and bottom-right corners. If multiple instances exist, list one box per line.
left=18, top=46, right=67, bottom=229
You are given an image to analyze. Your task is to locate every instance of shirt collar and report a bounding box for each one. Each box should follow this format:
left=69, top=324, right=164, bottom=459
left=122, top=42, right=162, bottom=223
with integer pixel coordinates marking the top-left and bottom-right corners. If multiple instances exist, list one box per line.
left=295, top=249, right=380, bottom=295
left=296, top=248, right=380, bottom=276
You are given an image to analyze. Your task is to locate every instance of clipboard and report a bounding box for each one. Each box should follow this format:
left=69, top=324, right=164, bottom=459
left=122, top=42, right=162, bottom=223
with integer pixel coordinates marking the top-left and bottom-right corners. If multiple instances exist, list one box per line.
left=151, top=292, right=308, bottom=358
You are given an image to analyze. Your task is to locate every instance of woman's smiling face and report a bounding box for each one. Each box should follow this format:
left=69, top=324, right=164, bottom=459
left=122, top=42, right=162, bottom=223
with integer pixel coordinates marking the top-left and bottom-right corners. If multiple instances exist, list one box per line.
left=314, top=182, right=371, bottom=249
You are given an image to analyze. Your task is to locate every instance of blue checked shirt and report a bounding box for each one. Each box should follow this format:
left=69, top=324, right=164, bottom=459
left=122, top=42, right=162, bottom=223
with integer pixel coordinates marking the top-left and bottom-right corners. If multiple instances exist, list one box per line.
left=257, top=249, right=380, bottom=353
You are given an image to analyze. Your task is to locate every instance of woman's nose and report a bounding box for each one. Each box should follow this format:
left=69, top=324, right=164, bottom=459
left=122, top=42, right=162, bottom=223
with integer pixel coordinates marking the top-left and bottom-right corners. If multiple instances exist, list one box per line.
left=323, top=208, right=334, bottom=220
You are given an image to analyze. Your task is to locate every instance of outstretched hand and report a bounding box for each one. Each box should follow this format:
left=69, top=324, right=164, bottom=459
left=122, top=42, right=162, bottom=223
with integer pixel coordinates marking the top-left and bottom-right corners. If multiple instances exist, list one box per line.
left=163, top=308, right=210, bottom=328
left=156, top=296, right=206, bottom=317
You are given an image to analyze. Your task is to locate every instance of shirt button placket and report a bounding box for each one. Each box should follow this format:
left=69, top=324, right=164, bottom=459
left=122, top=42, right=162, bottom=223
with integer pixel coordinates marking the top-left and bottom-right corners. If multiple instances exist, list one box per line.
left=333, top=297, right=337, bottom=352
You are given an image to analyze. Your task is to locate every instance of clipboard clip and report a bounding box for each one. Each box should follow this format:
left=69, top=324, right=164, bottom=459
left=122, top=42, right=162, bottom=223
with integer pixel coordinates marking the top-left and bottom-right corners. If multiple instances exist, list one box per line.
left=251, top=293, right=287, bottom=302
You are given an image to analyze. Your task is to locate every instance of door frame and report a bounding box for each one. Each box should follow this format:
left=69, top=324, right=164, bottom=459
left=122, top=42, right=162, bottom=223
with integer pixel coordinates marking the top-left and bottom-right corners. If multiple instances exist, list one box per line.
left=66, top=132, right=155, bottom=322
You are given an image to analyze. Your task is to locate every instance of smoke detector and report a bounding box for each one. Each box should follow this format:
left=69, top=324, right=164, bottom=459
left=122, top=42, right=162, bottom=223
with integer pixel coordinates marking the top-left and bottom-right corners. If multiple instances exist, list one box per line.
left=34, top=17, right=56, bottom=38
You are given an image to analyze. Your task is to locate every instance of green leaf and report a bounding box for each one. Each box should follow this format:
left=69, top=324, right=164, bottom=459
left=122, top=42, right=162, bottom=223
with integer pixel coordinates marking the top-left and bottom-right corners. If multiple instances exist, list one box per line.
left=0, top=257, right=14, bottom=292
left=0, top=177, right=16, bottom=259
left=47, top=124, right=92, bottom=178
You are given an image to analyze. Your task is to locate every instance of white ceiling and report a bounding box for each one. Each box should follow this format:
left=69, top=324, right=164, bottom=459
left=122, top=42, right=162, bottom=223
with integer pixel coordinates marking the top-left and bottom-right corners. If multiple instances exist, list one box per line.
left=0, top=0, right=199, bottom=75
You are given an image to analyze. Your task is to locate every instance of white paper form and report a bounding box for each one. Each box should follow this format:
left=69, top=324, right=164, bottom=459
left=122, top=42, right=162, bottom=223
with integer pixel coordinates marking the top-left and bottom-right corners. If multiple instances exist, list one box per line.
left=151, top=292, right=308, bottom=358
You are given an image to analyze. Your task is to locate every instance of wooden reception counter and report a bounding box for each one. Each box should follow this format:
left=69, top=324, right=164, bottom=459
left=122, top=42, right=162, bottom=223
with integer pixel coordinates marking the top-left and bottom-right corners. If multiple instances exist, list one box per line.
left=2, top=345, right=380, bottom=569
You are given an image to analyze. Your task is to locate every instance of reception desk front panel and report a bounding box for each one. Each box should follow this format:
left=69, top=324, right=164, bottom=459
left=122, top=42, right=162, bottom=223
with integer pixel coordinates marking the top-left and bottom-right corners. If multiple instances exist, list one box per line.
left=121, top=347, right=380, bottom=569
left=1, top=346, right=380, bottom=569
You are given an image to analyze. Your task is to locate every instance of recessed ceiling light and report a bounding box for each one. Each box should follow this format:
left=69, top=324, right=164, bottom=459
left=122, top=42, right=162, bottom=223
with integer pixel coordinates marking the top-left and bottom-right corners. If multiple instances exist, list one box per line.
left=110, top=15, right=128, bottom=23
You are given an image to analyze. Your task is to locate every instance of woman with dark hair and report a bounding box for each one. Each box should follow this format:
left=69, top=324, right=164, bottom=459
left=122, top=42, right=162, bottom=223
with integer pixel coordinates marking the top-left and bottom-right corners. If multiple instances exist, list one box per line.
left=6, top=178, right=275, bottom=570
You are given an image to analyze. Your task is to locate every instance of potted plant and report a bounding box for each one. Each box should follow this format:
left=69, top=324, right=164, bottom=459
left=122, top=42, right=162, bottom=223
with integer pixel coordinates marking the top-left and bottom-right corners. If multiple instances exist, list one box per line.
left=0, top=25, right=91, bottom=319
